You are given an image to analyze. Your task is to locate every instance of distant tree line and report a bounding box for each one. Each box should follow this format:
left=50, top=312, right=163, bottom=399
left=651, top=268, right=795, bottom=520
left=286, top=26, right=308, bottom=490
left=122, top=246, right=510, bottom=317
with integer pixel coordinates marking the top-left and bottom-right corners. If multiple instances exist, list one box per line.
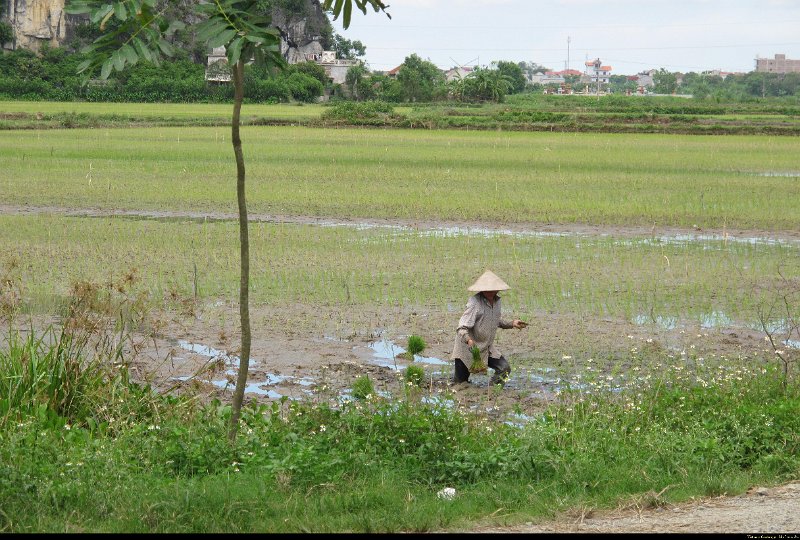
left=1, top=43, right=798, bottom=103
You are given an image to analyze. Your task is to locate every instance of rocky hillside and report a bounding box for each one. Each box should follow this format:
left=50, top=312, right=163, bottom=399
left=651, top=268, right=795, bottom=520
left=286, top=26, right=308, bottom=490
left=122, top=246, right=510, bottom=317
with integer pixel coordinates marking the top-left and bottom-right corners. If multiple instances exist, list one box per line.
left=1, top=0, right=81, bottom=51
left=0, top=0, right=331, bottom=61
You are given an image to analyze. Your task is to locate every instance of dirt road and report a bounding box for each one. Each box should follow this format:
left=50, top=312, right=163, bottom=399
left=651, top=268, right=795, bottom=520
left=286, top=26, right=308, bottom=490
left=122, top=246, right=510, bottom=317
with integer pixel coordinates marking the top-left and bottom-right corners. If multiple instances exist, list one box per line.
left=472, top=483, right=800, bottom=534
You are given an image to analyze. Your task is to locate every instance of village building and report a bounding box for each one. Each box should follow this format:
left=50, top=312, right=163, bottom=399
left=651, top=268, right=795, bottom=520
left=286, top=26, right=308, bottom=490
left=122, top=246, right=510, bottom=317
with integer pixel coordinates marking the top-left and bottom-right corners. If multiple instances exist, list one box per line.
left=755, top=54, right=800, bottom=74
left=205, top=46, right=231, bottom=83
left=582, top=58, right=612, bottom=93
left=205, top=47, right=360, bottom=86
left=384, top=65, right=402, bottom=79
left=308, top=50, right=360, bottom=85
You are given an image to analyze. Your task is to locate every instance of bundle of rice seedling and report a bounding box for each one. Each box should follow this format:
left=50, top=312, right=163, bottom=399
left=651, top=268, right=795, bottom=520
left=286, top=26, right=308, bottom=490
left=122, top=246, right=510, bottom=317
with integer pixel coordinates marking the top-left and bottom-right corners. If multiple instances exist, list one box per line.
left=469, top=345, right=487, bottom=373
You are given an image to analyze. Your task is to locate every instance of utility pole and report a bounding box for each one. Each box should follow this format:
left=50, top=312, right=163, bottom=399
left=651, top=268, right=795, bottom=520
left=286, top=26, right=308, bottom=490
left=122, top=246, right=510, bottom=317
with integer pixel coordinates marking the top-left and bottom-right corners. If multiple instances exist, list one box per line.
left=567, top=36, right=571, bottom=73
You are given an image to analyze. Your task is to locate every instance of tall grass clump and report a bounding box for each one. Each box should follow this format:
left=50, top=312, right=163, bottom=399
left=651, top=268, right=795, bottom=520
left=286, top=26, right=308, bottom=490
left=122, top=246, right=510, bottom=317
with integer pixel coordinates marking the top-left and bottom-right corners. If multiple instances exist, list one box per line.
left=404, top=364, right=426, bottom=387
left=352, top=374, right=375, bottom=400
left=0, top=328, right=116, bottom=427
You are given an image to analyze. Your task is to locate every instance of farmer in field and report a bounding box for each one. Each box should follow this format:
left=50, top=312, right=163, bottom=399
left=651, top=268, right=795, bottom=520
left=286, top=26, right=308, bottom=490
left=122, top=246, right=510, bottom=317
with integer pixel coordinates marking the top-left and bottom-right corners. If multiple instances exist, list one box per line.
left=451, top=270, right=527, bottom=387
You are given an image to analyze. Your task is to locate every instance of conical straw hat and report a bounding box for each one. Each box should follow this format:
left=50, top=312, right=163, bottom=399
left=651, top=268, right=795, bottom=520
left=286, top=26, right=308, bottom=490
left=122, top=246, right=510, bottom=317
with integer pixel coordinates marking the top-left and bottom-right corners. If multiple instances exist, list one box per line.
left=468, top=270, right=510, bottom=292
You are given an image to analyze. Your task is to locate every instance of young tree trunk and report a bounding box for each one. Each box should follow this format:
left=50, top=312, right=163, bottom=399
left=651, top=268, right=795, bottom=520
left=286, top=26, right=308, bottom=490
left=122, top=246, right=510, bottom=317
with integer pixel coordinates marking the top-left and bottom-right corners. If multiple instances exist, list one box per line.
left=229, top=60, right=251, bottom=442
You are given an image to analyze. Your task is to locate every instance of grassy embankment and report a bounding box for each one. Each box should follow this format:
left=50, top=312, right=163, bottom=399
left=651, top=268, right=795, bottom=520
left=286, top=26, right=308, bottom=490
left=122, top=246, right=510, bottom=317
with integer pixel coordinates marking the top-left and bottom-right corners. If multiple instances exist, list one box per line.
left=1, top=315, right=798, bottom=532
left=1, top=95, right=798, bottom=133
left=1, top=111, right=799, bottom=532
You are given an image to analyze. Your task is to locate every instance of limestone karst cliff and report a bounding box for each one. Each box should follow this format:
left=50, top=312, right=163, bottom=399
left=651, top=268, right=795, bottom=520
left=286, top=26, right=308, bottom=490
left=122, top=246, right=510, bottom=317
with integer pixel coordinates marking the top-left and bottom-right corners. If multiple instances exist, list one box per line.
left=1, top=0, right=75, bottom=51
left=1, top=0, right=330, bottom=60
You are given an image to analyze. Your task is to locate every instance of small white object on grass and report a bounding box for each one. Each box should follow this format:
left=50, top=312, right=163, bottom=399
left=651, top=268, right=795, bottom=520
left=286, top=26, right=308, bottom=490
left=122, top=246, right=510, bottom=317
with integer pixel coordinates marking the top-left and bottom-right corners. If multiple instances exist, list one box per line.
left=437, top=487, right=457, bottom=500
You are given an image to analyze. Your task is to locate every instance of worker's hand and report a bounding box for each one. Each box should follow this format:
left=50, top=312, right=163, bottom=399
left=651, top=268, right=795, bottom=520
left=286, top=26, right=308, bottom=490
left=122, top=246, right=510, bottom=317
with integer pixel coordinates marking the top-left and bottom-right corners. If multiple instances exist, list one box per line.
left=512, top=319, right=528, bottom=329
left=466, top=338, right=474, bottom=347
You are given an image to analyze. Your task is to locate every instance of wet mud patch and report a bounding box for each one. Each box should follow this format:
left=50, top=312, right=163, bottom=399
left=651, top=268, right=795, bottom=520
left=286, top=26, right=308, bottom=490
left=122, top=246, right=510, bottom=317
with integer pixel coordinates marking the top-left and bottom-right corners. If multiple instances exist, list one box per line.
left=48, top=297, right=768, bottom=428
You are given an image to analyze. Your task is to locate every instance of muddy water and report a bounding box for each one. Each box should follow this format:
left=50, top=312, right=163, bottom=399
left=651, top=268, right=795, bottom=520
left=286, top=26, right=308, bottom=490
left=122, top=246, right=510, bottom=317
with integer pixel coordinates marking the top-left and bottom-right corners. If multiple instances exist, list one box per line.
left=166, top=334, right=574, bottom=426
left=171, top=340, right=315, bottom=400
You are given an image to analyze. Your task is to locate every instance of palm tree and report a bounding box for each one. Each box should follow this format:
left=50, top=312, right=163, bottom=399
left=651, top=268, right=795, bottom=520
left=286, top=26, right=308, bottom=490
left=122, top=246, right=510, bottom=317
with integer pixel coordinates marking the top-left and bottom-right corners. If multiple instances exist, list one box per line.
left=464, top=67, right=513, bottom=102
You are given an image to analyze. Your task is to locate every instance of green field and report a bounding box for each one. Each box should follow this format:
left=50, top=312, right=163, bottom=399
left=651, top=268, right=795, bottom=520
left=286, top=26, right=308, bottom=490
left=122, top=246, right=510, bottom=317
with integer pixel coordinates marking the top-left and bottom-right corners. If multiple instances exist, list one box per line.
left=2, top=102, right=799, bottom=533
left=3, top=214, right=798, bottom=332
left=0, top=100, right=325, bottom=120
left=2, top=126, right=799, bottom=230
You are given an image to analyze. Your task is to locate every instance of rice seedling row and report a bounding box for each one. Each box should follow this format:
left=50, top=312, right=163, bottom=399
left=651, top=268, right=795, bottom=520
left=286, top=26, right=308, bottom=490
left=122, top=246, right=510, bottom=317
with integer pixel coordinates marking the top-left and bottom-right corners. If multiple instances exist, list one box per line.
left=3, top=214, right=797, bottom=332
left=2, top=127, right=799, bottom=231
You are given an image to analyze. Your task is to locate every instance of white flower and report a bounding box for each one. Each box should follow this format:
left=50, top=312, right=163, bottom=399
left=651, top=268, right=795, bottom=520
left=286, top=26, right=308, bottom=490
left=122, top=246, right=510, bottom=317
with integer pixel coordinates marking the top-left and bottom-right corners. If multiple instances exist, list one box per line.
left=319, top=425, right=326, bottom=432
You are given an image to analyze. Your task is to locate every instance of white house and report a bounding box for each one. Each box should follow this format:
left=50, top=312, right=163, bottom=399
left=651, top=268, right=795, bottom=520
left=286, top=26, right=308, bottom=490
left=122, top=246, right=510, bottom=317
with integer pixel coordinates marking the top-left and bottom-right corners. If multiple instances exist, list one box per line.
left=583, top=58, right=612, bottom=92
left=315, top=51, right=361, bottom=85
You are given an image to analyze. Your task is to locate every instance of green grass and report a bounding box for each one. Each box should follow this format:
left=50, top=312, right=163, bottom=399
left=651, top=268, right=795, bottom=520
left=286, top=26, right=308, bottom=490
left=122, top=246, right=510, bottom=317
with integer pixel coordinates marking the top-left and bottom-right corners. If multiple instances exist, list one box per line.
left=1, top=327, right=798, bottom=532
left=3, top=97, right=799, bottom=133
left=0, top=100, right=324, bottom=120
left=2, top=214, right=798, bottom=330
left=2, top=126, right=800, bottom=231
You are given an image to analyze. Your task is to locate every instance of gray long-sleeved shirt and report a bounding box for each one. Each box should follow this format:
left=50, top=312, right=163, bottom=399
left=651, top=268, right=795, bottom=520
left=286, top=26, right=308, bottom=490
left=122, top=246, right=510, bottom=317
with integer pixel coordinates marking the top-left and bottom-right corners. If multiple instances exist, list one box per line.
left=450, top=293, right=513, bottom=363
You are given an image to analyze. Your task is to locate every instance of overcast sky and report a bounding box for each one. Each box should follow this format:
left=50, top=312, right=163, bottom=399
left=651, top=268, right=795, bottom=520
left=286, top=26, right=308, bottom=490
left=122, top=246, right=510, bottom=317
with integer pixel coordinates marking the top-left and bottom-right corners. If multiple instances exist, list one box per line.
left=330, top=0, right=800, bottom=75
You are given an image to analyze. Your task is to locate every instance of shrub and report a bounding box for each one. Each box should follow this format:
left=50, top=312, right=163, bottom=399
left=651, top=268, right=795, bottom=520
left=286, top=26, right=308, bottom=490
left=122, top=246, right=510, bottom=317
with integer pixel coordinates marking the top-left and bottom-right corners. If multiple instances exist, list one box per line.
left=285, top=72, right=324, bottom=103
left=0, top=21, right=13, bottom=47
left=247, top=77, right=291, bottom=103
left=322, top=100, right=395, bottom=123
left=288, top=61, right=328, bottom=85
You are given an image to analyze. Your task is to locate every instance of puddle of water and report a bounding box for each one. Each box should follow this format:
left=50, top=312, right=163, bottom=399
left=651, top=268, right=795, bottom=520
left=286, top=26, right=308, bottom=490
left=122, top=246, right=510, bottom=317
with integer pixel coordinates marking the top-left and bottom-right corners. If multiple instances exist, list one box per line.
left=747, top=319, right=793, bottom=334
left=264, top=373, right=315, bottom=386
left=414, top=355, right=449, bottom=366
left=367, top=340, right=404, bottom=370
left=371, top=220, right=795, bottom=248
left=172, top=340, right=316, bottom=398
left=700, top=311, right=733, bottom=329
left=421, top=226, right=573, bottom=240
left=177, top=340, right=258, bottom=367
left=504, top=412, right=540, bottom=428
left=170, top=373, right=298, bottom=399
left=178, top=340, right=229, bottom=359
left=633, top=314, right=679, bottom=330
left=210, top=378, right=286, bottom=399
left=756, top=171, right=800, bottom=178
left=421, top=224, right=791, bottom=249
left=322, top=335, right=351, bottom=343
left=366, top=339, right=449, bottom=369
left=628, top=235, right=792, bottom=249
left=420, top=395, right=456, bottom=409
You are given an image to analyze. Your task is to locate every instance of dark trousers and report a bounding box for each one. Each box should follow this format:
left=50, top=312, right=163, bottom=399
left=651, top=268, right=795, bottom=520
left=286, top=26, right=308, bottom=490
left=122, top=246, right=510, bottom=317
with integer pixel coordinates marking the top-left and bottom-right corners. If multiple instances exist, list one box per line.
left=453, top=355, right=511, bottom=386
